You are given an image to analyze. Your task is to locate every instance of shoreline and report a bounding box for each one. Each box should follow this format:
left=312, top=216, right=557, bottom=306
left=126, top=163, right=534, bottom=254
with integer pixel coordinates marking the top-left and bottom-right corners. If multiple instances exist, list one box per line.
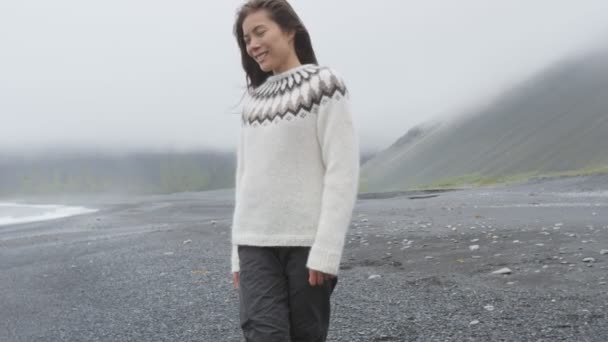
left=0, top=201, right=99, bottom=227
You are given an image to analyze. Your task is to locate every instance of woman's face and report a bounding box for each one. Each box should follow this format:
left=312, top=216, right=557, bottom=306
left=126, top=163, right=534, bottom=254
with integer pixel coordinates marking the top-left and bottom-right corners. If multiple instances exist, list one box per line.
left=242, top=10, right=295, bottom=74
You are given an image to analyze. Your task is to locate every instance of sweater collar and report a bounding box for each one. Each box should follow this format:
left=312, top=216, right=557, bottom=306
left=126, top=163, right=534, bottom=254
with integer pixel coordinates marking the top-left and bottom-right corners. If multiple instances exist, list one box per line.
left=265, top=63, right=316, bottom=83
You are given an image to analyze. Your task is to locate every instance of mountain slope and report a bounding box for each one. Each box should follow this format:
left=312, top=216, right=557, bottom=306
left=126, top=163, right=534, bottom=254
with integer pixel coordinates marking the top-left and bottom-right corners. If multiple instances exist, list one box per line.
left=360, top=47, right=608, bottom=192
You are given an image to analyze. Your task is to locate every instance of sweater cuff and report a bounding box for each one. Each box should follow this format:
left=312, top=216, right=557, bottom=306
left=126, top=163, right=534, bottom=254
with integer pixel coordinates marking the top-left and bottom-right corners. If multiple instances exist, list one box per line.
left=231, top=244, right=240, bottom=273
left=306, top=244, right=342, bottom=276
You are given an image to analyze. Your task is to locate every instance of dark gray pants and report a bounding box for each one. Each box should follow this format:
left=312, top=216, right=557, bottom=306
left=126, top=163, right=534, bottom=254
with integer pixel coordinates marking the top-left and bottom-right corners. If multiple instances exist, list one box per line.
left=237, top=245, right=338, bottom=342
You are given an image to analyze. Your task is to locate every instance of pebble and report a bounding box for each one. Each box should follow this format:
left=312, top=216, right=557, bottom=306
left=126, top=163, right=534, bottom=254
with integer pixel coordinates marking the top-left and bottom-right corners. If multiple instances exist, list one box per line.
left=469, top=320, right=480, bottom=325
left=469, top=245, right=480, bottom=251
left=484, top=305, right=495, bottom=311
left=368, top=274, right=381, bottom=280
left=491, top=267, right=512, bottom=275
left=583, top=257, right=595, bottom=263
left=600, top=249, right=608, bottom=255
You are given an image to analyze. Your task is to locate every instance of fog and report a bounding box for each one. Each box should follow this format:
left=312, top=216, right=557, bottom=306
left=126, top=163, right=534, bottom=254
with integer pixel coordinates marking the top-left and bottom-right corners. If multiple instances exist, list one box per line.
left=2, top=0, right=608, bottom=155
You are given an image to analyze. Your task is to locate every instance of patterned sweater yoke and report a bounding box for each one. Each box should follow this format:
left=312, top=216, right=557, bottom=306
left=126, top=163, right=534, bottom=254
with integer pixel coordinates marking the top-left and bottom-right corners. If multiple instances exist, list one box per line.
left=243, top=64, right=348, bottom=126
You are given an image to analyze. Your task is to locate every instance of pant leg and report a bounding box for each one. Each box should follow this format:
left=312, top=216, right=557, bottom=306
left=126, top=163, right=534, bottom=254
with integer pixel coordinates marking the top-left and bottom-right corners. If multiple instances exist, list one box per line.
left=285, top=246, right=338, bottom=342
left=238, top=245, right=290, bottom=342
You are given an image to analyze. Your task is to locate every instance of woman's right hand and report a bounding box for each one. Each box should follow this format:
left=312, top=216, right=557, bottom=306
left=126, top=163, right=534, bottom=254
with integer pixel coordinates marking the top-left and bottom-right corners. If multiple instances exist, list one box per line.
left=233, top=272, right=239, bottom=289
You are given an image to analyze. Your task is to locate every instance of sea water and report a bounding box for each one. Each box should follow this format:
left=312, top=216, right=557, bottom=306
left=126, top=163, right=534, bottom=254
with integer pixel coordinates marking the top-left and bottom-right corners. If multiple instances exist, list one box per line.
left=0, top=202, right=98, bottom=226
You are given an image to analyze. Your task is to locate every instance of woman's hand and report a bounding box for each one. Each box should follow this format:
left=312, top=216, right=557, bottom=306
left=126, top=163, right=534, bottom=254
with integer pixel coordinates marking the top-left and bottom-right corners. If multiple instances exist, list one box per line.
left=308, top=268, right=335, bottom=286
left=233, top=272, right=239, bottom=289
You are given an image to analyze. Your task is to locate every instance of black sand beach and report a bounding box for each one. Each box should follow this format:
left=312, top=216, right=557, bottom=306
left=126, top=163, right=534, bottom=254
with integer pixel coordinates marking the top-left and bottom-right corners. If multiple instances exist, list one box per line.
left=1, top=175, right=607, bottom=341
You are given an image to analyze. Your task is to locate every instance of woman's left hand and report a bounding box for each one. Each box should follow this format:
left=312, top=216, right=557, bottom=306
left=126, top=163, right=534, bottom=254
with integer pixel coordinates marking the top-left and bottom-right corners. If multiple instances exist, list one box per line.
left=308, top=269, right=335, bottom=286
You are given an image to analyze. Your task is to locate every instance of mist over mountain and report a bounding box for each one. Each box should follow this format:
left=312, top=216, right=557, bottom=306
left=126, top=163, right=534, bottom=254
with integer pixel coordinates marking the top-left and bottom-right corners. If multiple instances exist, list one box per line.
left=360, top=46, right=608, bottom=192
left=4, top=46, right=608, bottom=197
left=0, top=150, right=236, bottom=198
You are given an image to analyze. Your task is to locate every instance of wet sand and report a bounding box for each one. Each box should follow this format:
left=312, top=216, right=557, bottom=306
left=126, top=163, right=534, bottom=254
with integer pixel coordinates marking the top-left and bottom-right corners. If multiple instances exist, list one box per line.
left=1, top=175, right=607, bottom=341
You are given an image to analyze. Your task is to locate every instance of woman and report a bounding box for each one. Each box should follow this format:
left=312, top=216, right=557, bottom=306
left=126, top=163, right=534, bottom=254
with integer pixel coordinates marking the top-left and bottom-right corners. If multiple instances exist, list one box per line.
left=230, top=0, right=360, bottom=341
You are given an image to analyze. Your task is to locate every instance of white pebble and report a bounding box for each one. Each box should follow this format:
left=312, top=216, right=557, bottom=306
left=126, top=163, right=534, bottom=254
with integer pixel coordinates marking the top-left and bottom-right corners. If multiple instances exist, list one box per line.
left=491, top=267, right=512, bottom=275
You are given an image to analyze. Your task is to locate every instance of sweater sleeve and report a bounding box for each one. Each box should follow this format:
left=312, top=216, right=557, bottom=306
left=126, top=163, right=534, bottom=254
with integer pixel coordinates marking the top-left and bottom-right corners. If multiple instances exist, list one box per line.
left=231, top=124, right=245, bottom=273
left=306, top=69, right=360, bottom=276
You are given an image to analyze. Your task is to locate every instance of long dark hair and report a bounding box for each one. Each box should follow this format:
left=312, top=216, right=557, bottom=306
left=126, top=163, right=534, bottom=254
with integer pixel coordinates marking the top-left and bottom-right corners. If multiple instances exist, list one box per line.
left=234, top=0, right=318, bottom=89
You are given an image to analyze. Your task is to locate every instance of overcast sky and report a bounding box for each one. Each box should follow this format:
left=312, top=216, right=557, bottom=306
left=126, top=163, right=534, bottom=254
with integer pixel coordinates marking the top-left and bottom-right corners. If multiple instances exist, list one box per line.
left=1, top=0, right=608, bottom=155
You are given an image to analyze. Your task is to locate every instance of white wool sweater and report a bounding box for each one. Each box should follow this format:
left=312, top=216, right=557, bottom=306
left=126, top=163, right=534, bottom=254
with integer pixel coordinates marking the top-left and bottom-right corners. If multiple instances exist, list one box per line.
left=230, top=64, right=360, bottom=276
